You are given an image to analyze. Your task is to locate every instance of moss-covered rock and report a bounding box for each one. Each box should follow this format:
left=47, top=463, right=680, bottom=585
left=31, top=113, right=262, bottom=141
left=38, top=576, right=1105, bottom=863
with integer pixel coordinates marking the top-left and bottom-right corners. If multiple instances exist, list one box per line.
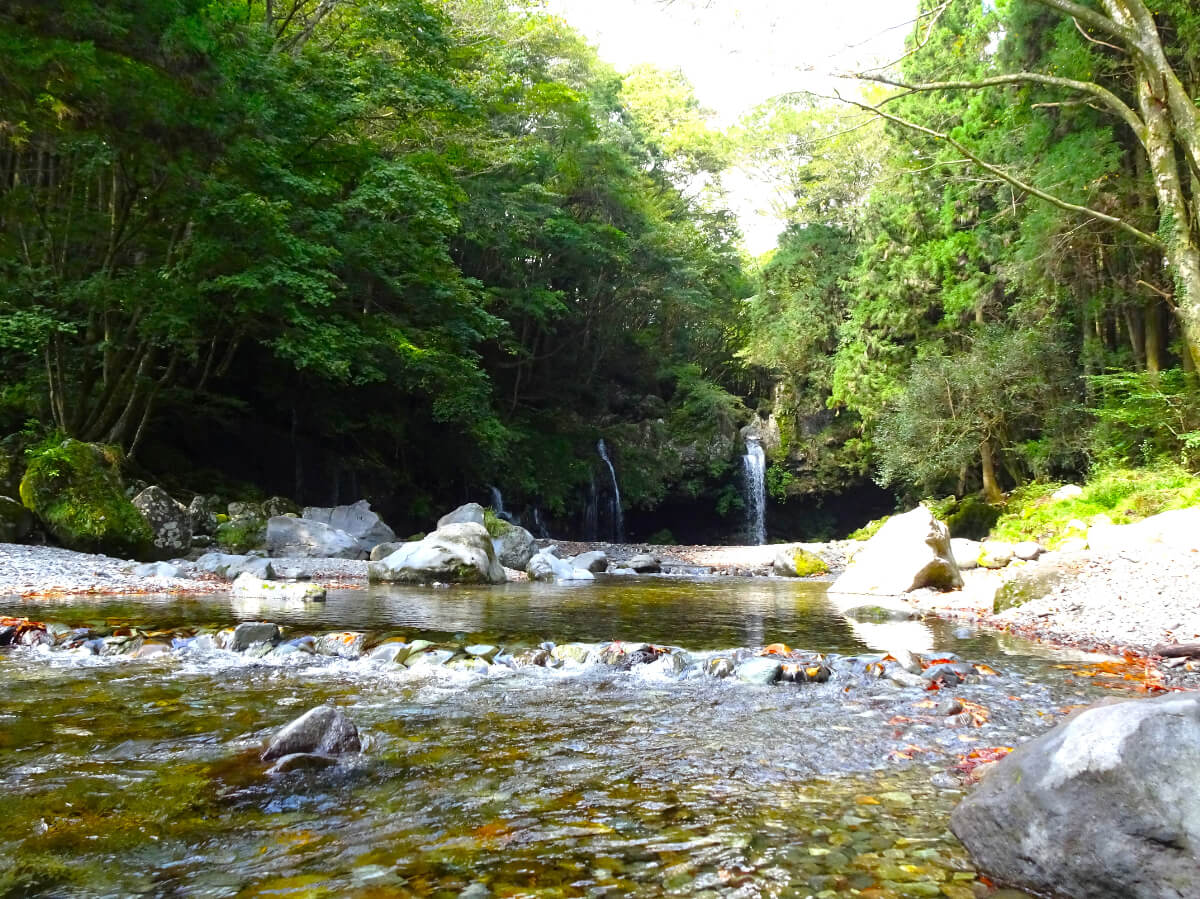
left=993, top=560, right=1076, bottom=613
left=772, top=545, right=831, bottom=577
left=944, top=494, right=1003, bottom=540
left=18, top=440, right=153, bottom=558
left=215, top=517, right=266, bottom=553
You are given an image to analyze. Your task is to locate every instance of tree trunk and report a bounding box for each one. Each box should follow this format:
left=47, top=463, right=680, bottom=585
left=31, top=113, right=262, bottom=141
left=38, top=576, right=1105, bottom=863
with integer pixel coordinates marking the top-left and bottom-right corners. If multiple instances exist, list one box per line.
left=1145, top=298, right=1163, bottom=373
left=980, top=439, right=1003, bottom=504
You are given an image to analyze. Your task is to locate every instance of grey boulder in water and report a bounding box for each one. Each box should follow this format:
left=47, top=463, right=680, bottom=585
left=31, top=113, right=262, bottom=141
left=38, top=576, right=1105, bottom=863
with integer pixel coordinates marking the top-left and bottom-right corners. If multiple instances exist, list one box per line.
left=951, top=693, right=1200, bottom=899
left=491, top=521, right=537, bottom=570
left=830, top=506, right=961, bottom=596
left=261, top=705, right=361, bottom=761
left=368, top=522, right=506, bottom=584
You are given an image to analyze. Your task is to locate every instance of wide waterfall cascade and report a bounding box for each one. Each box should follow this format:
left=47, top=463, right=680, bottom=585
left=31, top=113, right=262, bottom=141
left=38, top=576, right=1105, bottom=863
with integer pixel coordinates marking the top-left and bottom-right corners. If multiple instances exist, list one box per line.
left=597, top=438, right=624, bottom=542
left=741, top=438, right=767, bottom=545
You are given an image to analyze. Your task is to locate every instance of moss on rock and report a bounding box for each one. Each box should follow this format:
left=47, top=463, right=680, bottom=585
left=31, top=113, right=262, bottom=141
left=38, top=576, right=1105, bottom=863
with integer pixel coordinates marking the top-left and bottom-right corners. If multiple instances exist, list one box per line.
left=18, top=439, right=153, bottom=558
left=791, top=548, right=829, bottom=577
left=215, top=517, right=266, bottom=553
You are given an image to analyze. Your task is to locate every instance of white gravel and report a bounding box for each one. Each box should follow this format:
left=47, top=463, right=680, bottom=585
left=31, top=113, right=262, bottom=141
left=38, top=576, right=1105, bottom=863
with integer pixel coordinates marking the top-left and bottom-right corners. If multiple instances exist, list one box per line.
left=911, top=546, right=1200, bottom=654
left=0, top=543, right=221, bottom=596
left=0, top=544, right=370, bottom=597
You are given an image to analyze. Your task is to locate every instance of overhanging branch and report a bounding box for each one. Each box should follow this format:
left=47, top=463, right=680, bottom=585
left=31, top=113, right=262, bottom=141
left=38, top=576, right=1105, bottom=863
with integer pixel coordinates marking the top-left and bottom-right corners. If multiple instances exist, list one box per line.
left=852, top=72, right=1146, bottom=148
left=832, top=92, right=1163, bottom=251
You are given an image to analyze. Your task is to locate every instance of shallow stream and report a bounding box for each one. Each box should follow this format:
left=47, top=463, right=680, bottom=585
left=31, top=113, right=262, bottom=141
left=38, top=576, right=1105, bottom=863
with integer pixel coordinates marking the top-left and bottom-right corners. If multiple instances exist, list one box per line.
left=0, top=578, right=1120, bottom=898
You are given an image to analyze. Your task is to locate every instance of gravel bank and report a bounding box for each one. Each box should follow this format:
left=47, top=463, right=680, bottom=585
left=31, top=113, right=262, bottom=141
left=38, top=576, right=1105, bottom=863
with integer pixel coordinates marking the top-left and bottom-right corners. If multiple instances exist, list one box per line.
left=0, top=543, right=223, bottom=597
left=910, top=546, right=1200, bottom=655
left=0, top=544, right=371, bottom=598
left=538, top=539, right=852, bottom=575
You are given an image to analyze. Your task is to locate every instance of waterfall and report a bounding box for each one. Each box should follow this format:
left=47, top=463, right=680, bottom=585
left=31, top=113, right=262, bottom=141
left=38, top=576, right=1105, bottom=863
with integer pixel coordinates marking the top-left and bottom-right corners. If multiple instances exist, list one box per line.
left=531, top=506, right=548, bottom=538
left=741, top=438, right=767, bottom=545
left=597, top=439, right=624, bottom=542
left=488, top=486, right=512, bottom=522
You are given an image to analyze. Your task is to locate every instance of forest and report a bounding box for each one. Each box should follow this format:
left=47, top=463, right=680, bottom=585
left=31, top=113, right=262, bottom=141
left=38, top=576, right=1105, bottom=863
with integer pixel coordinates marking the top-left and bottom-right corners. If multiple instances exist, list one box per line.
left=1, top=0, right=1199, bottom=542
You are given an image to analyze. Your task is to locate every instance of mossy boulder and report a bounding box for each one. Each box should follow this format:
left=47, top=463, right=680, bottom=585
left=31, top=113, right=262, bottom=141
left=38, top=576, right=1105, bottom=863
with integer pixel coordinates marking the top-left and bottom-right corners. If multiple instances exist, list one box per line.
left=18, top=439, right=153, bottom=558
left=772, top=545, right=830, bottom=577
left=993, top=559, right=1078, bottom=613
left=215, top=517, right=267, bottom=553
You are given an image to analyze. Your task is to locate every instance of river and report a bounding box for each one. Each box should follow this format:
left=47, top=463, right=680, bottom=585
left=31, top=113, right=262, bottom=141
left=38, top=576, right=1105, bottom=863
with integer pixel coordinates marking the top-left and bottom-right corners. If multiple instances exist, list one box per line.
left=0, top=577, right=1121, bottom=898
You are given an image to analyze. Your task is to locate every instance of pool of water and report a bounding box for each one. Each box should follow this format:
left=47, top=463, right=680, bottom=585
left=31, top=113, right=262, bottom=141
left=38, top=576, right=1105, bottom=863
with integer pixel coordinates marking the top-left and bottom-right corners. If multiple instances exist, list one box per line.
left=0, top=577, right=1115, bottom=898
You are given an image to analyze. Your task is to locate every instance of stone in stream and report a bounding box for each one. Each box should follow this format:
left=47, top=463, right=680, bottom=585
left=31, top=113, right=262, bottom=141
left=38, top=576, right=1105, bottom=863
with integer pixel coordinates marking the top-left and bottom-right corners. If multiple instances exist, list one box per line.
left=951, top=693, right=1200, bottom=899
left=489, top=521, right=537, bottom=570
left=367, top=641, right=410, bottom=664
left=550, top=643, right=594, bottom=665
left=314, top=631, right=367, bottom=659
left=231, top=621, right=282, bottom=652
left=829, top=506, right=962, bottom=596
left=734, top=657, right=782, bottom=685
left=266, top=752, right=338, bottom=775
left=771, top=545, right=830, bottom=578
left=526, top=548, right=594, bottom=583
left=465, top=644, right=499, bottom=662
left=231, top=571, right=326, bottom=602
left=261, top=705, right=361, bottom=761
left=571, top=550, right=610, bottom=573
left=625, top=553, right=661, bottom=573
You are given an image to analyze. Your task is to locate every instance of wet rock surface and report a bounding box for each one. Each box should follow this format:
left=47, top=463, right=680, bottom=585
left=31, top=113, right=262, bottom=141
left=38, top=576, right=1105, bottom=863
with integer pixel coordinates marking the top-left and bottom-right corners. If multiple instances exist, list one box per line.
left=952, top=693, right=1200, bottom=899
left=261, top=705, right=361, bottom=761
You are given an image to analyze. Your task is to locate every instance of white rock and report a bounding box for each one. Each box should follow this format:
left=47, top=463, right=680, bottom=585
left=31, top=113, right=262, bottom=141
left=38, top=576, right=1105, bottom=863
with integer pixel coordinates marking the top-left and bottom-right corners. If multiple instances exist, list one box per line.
left=231, top=571, right=326, bottom=601
left=829, top=506, right=962, bottom=596
left=951, top=538, right=981, bottom=571
left=437, top=502, right=486, bottom=529
left=368, top=522, right=506, bottom=584
left=1057, top=536, right=1089, bottom=553
left=1013, top=541, right=1043, bottom=561
left=1088, top=507, right=1200, bottom=554
left=265, top=516, right=363, bottom=559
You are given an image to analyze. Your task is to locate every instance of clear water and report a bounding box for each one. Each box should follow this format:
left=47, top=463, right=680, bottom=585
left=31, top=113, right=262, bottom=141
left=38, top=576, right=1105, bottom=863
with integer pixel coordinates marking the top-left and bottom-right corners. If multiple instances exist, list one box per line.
left=0, top=578, right=1115, bottom=898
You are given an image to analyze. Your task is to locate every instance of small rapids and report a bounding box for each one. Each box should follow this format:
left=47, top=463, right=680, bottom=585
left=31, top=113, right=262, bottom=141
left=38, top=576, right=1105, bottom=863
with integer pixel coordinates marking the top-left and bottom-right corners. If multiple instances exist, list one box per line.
left=0, top=579, right=1122, bottom=898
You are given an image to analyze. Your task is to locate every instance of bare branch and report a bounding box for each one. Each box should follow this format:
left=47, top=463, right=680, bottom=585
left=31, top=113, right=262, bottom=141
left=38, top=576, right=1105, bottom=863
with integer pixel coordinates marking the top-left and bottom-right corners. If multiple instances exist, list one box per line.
left=859, top=1, right=951, bottom=75
left=830, top=91, right=1163, bottom=250
left=1073, top=16, right=1125, bottom=54
left=1026, top=0, right=1131, bottom=42
left=848, top=72, right=1147, bottom=148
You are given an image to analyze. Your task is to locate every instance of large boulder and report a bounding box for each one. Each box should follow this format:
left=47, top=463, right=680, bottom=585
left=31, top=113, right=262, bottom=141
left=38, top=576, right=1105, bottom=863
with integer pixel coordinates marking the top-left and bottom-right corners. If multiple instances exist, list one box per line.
left=265, top=516, right=363, bottom=559
left=490, top=521, right=537, bottom=570
left=437, top=502, right=486, bottom=529
left=19, top=439, right=153, bottom=558
left=302, top=500, right=394, bottom=553
left=261, top=705, right=361, bottom=761
left=829, top=506, right=962, bottom=596
left=0, top=495, right=33, bottom=543
left=368, top=522, right=505, bottom=584
left=951, top=693, right=1200, bottom=899
left=132, top=486, right=193, bottom=559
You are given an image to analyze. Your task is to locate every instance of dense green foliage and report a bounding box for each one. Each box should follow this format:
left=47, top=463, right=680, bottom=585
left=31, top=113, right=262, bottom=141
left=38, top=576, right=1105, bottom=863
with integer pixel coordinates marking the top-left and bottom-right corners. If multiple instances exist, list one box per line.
left=0, top=0, right=751, bottom=536
left=3, top=0, right=1199, bottom=543
left=742, top=0, right=1200, bottom=516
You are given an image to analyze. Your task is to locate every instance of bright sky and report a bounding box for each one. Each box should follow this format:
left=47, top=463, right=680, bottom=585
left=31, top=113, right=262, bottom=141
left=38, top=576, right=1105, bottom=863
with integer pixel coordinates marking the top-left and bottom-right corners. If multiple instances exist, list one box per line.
left=544, top=0, right=920, bottom=253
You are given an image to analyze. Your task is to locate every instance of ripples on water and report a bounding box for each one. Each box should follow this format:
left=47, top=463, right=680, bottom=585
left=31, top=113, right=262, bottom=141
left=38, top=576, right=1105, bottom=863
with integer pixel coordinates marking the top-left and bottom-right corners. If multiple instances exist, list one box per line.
left=0, top=578, right=1113, bottom=898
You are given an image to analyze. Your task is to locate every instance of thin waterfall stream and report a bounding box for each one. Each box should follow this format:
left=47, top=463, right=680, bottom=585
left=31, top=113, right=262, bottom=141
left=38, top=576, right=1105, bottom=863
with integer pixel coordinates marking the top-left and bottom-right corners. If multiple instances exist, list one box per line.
left=597, top=438, right=624, bottom=542
left=742, top=437, right=767, bottom=544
